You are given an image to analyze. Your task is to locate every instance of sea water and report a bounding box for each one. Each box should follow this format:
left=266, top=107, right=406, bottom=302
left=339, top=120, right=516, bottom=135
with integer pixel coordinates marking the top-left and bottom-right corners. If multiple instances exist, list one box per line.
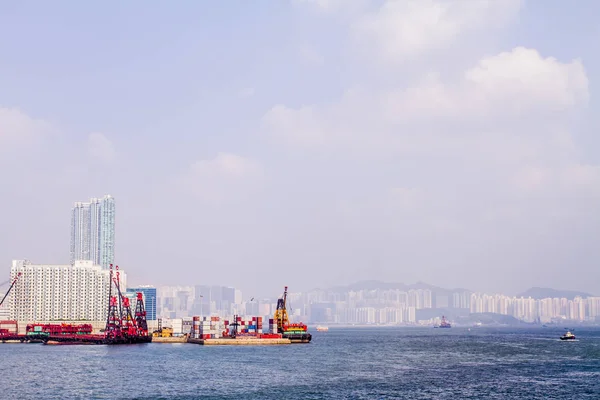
left=0, top=327, right=598, bottom=399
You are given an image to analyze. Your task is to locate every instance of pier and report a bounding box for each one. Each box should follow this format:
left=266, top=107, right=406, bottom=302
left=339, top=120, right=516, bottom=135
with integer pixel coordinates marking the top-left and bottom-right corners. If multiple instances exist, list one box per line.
left=188, top=337, right=291, bottom=345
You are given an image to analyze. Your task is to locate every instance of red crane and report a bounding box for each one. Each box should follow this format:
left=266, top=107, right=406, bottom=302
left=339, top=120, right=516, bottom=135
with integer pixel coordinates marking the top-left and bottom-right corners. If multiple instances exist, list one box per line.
left=103, top=265, right=150, bottom=343
left=0, top=272, right=22, bottom=307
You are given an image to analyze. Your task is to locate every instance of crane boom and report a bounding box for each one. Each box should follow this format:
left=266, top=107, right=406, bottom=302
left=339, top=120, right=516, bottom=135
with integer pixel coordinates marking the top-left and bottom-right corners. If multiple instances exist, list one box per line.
left=0, top=272, right=22, bottom=307
left=274, top=286, right=289, bottom=333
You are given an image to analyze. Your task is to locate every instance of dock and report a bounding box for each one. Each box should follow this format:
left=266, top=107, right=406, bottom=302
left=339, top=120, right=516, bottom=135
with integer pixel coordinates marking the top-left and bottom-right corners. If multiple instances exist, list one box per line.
left=152, top=336, right=187, bottom=343
left=188, top=338, right=291, bottom=345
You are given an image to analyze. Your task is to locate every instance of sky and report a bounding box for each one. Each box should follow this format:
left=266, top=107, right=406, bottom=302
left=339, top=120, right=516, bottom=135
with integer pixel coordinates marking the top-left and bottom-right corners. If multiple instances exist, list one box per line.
left=1, top=0, right=599, bottom=297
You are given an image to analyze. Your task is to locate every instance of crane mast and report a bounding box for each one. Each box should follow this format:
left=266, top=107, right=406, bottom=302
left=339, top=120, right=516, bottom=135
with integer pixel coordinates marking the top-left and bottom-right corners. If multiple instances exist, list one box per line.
left=274, top=286, right=289, bottom=333
left=0, top=272, right=22, bottom=307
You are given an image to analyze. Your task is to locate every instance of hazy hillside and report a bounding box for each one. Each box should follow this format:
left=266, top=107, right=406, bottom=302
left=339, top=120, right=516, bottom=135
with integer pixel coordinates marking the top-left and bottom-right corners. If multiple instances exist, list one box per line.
left=325, top=280, right=470, bottom=295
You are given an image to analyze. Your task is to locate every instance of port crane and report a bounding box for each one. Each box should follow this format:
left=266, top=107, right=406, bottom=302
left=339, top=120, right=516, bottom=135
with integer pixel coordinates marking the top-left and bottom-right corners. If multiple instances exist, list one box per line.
left=273, top=285, right=312, bottom=343
left=104, top=265, right=150, bottom=342
left=273, top=286, right=289, bottom=333
left=0, top=272, right=22, bottom=307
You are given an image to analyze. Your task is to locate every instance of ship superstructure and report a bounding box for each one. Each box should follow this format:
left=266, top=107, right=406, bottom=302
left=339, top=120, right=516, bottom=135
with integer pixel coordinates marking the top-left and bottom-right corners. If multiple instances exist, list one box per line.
left=436, top=315, right=452, bottom=328
left=273, top=286, right=312, bottom=343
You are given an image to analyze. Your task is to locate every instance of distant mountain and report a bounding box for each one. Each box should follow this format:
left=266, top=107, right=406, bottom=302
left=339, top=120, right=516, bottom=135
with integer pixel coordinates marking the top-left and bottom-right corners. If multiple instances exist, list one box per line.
left=331, top=280, right=409, bottom=291
left=323, top=280, right=471, bottom=296
left=416, top=308, right=470, bottom=321
left=467, top=313, right=528, bottom=326
left=517, top=287, right=594, bottom=300
left=326, top=280, right=421, bottom=292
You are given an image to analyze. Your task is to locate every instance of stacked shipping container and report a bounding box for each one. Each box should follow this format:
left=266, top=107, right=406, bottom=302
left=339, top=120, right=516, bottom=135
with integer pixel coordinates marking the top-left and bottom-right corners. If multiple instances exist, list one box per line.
left=191, top=316, right=283, bottom=339
left=268, top=318, right=277, bottom=334
left=234, top=316, right=264, bottom=335
left=192, top=316, right=224, bottom=339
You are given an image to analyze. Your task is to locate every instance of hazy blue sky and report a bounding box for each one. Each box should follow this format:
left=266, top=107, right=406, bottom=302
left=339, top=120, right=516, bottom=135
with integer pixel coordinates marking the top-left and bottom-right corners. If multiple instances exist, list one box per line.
left=1, top=0, right=599, bottom=297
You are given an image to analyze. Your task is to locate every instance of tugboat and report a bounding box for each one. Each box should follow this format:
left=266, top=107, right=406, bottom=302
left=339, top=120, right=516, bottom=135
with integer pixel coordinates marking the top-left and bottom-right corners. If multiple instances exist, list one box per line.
left=273, top=286, right=312, bottom=343
left=435, top=316, right=452, bottom=328
left=560, top=331, right=576, bottom=341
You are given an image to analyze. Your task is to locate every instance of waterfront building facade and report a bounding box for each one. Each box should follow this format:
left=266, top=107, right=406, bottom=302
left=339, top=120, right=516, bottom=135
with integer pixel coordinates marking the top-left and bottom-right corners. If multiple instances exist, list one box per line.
left=9, top=259, right=125, bottom=322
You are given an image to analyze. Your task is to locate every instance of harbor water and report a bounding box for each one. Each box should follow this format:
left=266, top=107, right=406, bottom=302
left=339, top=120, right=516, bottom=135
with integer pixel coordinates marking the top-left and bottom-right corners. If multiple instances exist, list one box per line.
left=0, top=327, right=599, bottom=399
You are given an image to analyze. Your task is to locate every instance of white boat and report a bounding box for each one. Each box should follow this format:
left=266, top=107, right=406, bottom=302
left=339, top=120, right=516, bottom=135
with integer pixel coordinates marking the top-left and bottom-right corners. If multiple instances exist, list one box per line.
left=560, top=331, right=576, bottom=341
left=315, top=325, right=329, bottom=332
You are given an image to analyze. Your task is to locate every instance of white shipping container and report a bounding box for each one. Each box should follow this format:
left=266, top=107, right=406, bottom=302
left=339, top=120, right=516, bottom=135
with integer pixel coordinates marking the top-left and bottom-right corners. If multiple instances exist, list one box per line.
left=172, top=319, right=183, bottom=334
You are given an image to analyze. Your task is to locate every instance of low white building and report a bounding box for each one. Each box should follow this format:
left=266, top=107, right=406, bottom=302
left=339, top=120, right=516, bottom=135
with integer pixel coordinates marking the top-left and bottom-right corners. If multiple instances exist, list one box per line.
left=9, top=259, right=127, bottom=322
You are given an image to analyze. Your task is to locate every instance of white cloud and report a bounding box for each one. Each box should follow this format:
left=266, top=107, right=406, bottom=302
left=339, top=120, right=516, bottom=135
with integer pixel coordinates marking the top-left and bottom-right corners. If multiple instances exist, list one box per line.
left=263, top=37, right=599, bottom=255
left=0, top=107, right=52, bottom=150
left=465, top=47, right=589, bottom=113
left=355, top=0, right=522, bottom=62
left=383, top=47, right=588, bottom=122
left=87, top=133, right=116, bottom=164
left=178, top=152, right=264, bottom=203
left=263, top=47, right=589, bottom=161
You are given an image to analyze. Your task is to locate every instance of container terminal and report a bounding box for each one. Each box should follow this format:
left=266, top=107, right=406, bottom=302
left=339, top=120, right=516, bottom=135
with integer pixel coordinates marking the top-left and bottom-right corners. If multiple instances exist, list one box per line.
left=1, top=280, right=312, bottom=346
left=170, top=286, right=312, bottom=345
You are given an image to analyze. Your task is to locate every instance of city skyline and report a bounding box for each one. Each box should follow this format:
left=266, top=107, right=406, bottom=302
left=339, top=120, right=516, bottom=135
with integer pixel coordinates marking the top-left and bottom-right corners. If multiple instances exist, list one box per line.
left=155, top=280, right=600, bottom=326
left=0, top=2, right=599, bottom=296
left=70, top=195, right=115, bottom=269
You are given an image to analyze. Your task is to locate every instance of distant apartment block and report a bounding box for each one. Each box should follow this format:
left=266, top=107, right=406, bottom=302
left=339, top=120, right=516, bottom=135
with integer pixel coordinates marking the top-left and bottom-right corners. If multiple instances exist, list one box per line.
left=155, top=283, right=600, bottom=325
left=126, top=286, right=157, bottom=320
left=9, top=259, right=126, bottom=322
left=158, top=286, right=195, bottom=319
left=70, top=194, right=115, bottom=269
left=158, top=285, right=244, bottom=319
left=469, top=292, right=600, bottom=323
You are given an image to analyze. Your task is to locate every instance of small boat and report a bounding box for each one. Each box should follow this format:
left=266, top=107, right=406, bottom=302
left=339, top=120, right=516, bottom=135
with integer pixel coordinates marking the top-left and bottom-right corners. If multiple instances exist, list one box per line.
left=316, top=326, right=329, bottom=332
left=435, top=316, right=451, bottom=328
left=560, top=331, right=576, bottom=341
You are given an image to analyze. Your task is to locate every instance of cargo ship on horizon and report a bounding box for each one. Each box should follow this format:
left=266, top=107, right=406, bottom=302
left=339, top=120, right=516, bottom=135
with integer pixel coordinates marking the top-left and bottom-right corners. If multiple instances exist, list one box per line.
left=435, top=316, right=452, bottom=328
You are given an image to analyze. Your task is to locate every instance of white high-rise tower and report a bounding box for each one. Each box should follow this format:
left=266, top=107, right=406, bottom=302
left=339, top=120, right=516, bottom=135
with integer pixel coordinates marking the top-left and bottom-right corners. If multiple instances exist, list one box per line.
left=70, top=194, right=115, bottom=268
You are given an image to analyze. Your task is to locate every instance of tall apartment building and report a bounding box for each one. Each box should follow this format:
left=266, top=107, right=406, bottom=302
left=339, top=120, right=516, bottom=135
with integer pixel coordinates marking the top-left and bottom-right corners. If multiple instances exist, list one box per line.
left=9, top=259, right=126, bottom=322
left=126, top=286, right=157, bottom=320
left=70, top=194, right=115, bottom=268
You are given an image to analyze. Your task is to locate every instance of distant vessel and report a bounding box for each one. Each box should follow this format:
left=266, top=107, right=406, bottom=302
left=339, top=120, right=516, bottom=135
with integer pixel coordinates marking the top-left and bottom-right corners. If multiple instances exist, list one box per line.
left=435, top=316, right=452, bottom=328
left=560, top=331, right=576, bottom=341
left=316, top=326, right=329, bottom=332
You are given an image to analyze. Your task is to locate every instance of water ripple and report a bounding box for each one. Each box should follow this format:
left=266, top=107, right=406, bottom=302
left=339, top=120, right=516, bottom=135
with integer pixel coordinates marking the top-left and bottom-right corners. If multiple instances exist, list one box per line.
left=0, top=327, right=599, bottom=399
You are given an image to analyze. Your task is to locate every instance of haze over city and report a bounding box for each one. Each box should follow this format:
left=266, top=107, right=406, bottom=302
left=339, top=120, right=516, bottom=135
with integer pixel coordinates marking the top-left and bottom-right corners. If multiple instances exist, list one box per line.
left=1, top=0, right=599, bottom=297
